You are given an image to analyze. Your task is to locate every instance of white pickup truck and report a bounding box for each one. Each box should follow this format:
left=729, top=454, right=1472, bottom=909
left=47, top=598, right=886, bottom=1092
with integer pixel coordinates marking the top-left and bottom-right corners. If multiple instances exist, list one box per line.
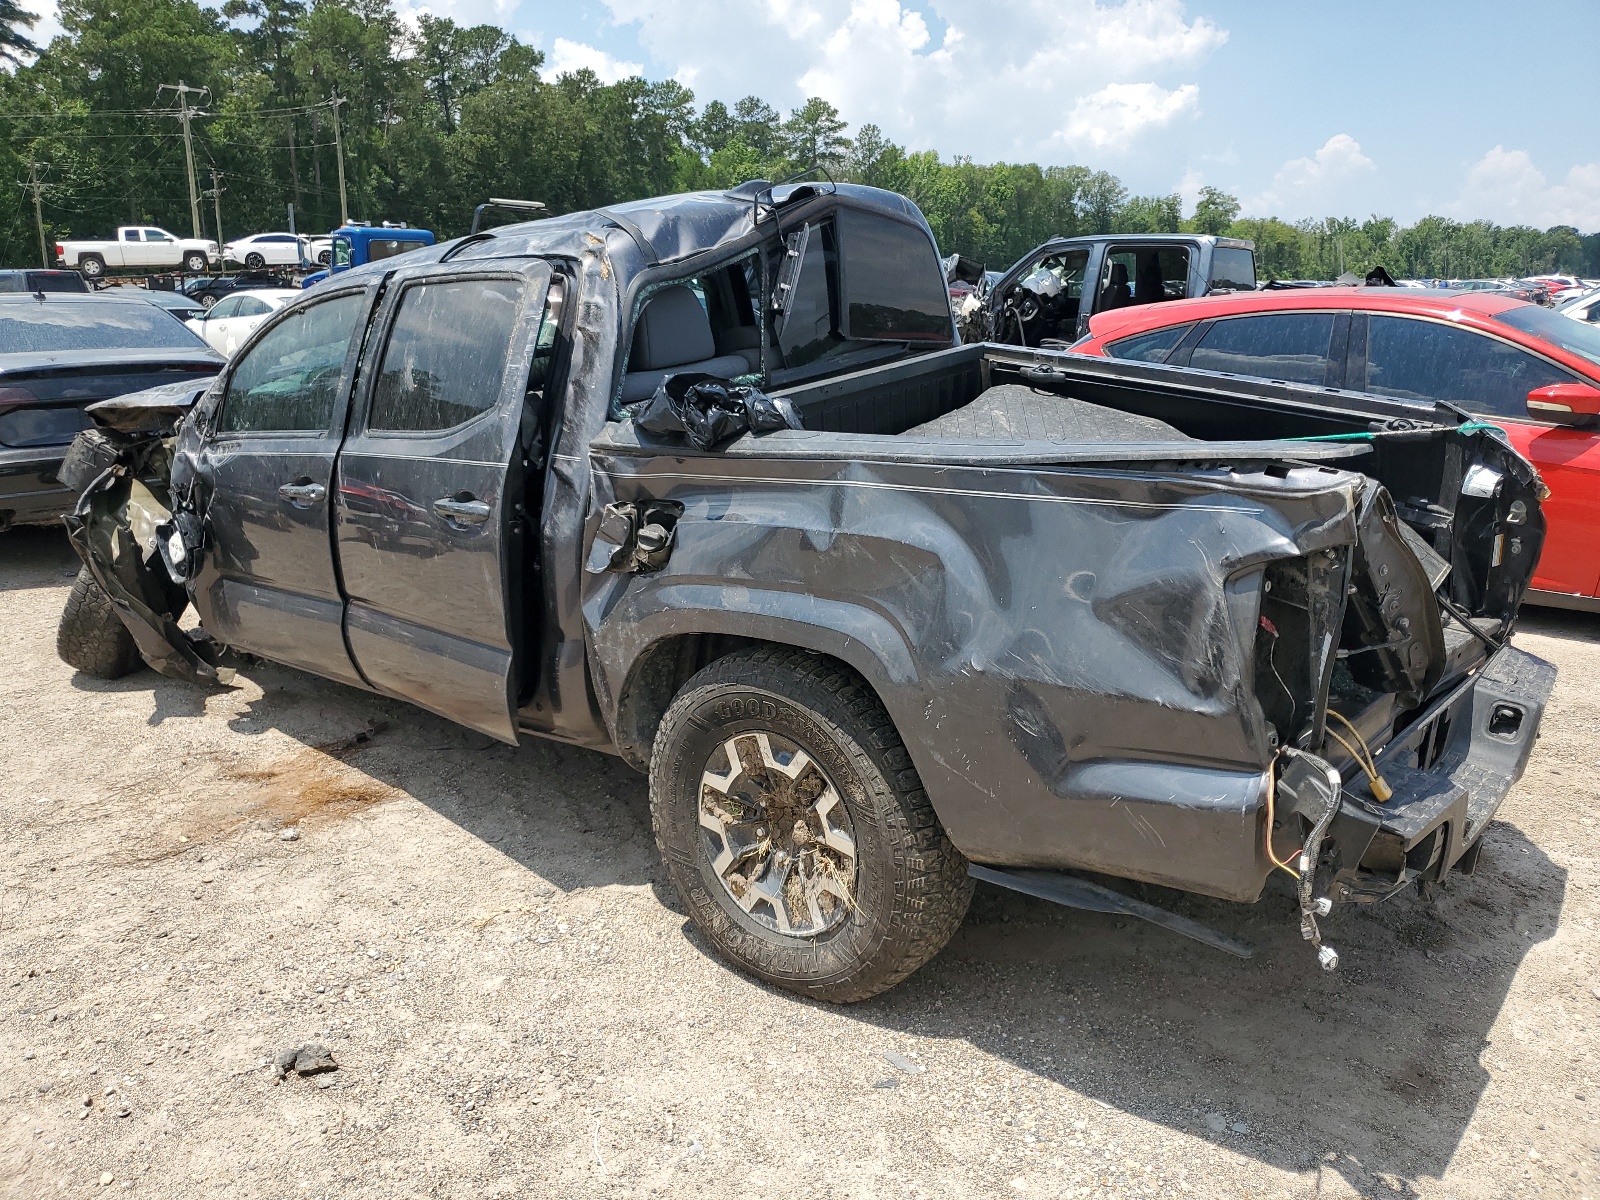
left=55, top=227, right=218, bottom=279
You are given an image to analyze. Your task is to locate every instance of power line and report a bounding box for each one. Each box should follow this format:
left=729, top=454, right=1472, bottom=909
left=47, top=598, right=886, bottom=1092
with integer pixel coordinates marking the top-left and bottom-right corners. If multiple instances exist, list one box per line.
left=156, top=81, right=210, bottom=240
left=328, top=89, right=349, bottom=226
left=22, top=161, right=50, bottom=268
left=0, top=99, right=341, bottom=120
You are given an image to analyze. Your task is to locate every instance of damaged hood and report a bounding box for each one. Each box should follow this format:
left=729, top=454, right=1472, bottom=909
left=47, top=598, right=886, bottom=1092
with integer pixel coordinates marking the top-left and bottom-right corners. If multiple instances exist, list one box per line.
left=84, top=376, right=218, bottom=435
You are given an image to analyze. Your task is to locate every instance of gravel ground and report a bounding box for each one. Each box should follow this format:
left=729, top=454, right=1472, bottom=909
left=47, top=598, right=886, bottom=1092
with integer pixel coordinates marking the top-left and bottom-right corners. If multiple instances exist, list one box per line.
left=1, top=523, right=1597, bottom=1200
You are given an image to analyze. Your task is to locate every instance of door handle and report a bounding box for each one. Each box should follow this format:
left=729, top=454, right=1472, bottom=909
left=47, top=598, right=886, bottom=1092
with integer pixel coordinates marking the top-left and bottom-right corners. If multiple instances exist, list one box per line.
left=278, top=481, right=326, bottom=506
left=433, top=496, right=491, bottom=525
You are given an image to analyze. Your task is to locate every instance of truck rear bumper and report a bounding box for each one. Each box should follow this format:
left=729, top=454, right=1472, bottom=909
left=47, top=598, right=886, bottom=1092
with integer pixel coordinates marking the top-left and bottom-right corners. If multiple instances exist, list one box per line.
left=1328, top=644, right=1555, bottom=901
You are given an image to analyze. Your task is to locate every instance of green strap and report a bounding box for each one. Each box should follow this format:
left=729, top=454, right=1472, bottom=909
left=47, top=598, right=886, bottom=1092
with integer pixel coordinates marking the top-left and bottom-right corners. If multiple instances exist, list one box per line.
left=1286, top=420, right=1500, bottom=443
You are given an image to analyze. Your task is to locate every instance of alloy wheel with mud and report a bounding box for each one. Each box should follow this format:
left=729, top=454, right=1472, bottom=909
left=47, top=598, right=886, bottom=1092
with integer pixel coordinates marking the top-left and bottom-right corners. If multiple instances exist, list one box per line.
left=698, top=730, right=858, bottom=936
left=650, top=646, right=973, bottom=1003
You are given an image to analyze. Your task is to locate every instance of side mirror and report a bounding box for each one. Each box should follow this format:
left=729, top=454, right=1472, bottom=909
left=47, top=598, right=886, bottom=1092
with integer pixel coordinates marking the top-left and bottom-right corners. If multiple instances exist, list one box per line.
left=1527, top=381, right=1600, bottom=425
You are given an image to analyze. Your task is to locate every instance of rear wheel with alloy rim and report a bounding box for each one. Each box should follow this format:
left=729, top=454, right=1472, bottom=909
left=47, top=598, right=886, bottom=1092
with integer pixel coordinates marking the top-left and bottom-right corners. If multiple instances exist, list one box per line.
left=650, top=646, right=973, bottom=1002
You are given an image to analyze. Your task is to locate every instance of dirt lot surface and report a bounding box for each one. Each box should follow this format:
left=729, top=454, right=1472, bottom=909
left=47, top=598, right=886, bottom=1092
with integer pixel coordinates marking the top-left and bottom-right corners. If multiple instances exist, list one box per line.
left=1, top=524, right=1597, bottom=1200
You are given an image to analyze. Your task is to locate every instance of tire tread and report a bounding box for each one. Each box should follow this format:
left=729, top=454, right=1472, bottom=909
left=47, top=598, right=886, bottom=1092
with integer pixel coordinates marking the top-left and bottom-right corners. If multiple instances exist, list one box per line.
left=57, top=567, right=143, bottom=679
left=650, top=645, right=972, bottom=1002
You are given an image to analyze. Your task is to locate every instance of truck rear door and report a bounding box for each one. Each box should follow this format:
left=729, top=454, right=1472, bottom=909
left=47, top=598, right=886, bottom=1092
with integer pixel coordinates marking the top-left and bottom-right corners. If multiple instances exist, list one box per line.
left=332, top=258, right=552, bottom=742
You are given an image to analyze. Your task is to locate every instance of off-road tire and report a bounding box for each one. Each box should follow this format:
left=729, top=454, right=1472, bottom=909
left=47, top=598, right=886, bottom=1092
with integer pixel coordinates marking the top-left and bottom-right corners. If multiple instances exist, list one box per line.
left=650, top=646, right=973, bottom=1002
left=57, top=567, right=142, bottom=679
left=183, top=251, right=209, bottom=274
left=244, top=252, right=265, bottom=269
left=78, top=255, right=105, bottom=280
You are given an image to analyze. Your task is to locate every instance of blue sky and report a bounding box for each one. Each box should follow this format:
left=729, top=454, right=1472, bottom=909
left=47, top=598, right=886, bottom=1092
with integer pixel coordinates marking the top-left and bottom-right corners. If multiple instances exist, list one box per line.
left=20, top=0, right=1597, bottom=229
left=514, top=0, right=1599, bottom=230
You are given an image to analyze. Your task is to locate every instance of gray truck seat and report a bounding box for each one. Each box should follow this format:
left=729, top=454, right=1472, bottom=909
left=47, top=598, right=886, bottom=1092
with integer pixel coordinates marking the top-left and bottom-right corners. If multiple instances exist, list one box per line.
left=906, top=383, right=1195, bottom=442
left=619, top=285, right=751, bottom=404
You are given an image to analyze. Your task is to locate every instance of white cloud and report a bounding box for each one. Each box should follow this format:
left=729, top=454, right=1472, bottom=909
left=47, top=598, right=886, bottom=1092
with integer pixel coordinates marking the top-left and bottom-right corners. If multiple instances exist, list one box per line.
left=1175, top=166, right=1204, bottom=210
left=1244, top=133, right=1374, bottom=217
left=1452, top=146, right=1600, bottom=231
left=1056, top=82, right=1197, bottom=151
left=599, top=0, right=1225, bottom=162
left=11, top=0, right=61, bottom=55
left=546, top=37, right=643, bottom=84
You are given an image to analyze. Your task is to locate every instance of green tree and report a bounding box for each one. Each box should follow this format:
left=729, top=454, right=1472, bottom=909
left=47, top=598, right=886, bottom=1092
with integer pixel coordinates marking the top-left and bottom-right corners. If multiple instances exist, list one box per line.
left=1189, top=186, right=1239, bottom=235
left=781, top=97, right=849, bottom=168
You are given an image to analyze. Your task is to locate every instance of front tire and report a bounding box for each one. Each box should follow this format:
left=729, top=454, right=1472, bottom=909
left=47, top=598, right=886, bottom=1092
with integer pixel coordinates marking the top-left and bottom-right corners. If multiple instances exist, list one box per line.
left=650, top=647, right=972, bottom=1002
left=57, top=567, right=143, bottom=679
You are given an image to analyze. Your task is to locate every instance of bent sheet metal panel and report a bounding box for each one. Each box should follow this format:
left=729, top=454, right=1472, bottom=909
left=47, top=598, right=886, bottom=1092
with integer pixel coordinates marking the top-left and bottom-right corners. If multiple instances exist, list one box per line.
left=584, top=439, right=1365, bottom=902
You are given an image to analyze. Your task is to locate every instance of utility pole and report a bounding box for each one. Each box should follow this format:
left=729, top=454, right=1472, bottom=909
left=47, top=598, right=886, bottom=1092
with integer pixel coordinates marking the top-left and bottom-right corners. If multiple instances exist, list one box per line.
left=328, top=90, right=350, bottom=226
left=23, top=161, right=50, bottom=268
left=204, top=169, right=226, bottom=247
left=158, top=81, right=211, bottom=239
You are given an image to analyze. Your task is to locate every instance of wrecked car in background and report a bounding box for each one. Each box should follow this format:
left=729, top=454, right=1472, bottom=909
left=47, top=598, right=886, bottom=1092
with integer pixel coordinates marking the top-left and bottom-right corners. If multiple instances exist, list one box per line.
left=57, top=180, right=1554, bottom=1002
left=0, top=291, right=221, bottom=532
left=957, top=232, right=1259, bottom=347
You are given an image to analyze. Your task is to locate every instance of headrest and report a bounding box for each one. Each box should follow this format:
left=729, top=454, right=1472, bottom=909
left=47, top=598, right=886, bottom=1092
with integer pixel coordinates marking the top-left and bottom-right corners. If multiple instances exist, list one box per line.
left=630, top=285, right=715, bottom=371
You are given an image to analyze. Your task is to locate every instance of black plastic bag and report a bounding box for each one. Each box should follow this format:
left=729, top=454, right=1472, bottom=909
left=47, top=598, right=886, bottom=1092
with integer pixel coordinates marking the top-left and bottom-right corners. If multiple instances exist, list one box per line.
left=633, top=373, right=802, bottom=450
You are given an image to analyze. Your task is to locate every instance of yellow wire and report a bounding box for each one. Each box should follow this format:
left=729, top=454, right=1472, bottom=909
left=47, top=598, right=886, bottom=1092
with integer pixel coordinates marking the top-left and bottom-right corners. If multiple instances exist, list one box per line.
left=1262, top=766, right=1301, bottom=880
left=1326, top=709, right=1380, bottom=776
left=1324, top=727, right=1393, bottom=802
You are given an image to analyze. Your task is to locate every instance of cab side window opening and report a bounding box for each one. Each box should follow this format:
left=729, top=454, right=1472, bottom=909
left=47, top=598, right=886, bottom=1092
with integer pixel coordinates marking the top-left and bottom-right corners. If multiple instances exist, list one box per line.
left=217, top=292, right=366, bottom=434
left=1098, top=247, right=1190, bottom=311
left=369, top=278, right=523, bottom=432
left=1002, top=249, right=1090, bottom=347
left=616, top=259, right=762, bottom=407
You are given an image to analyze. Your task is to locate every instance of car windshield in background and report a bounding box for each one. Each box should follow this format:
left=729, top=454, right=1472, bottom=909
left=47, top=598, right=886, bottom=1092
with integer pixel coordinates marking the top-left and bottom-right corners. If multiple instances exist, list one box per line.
left=1493, top=303, right=1600, bottom=371
left=0, top=300, right=209, bottom=354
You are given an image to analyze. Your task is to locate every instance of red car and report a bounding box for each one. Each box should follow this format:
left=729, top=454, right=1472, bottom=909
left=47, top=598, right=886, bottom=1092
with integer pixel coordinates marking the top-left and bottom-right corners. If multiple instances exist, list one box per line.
left=1072, top=287, right=1600, bottom=608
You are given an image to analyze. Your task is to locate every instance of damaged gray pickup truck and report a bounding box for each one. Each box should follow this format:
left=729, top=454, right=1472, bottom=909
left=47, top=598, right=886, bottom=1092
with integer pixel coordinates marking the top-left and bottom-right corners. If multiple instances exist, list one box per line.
left=58, top=180, right=1555, bottom=1002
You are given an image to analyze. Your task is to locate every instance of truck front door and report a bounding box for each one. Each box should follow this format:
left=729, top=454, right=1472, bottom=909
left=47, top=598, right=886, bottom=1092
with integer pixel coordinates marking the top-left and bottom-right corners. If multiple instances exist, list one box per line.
left=140, top=229, right=177, bottom=269
left=188, top=282, right=378, bottom=687
left=332, top=259, right=553, bottom=742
